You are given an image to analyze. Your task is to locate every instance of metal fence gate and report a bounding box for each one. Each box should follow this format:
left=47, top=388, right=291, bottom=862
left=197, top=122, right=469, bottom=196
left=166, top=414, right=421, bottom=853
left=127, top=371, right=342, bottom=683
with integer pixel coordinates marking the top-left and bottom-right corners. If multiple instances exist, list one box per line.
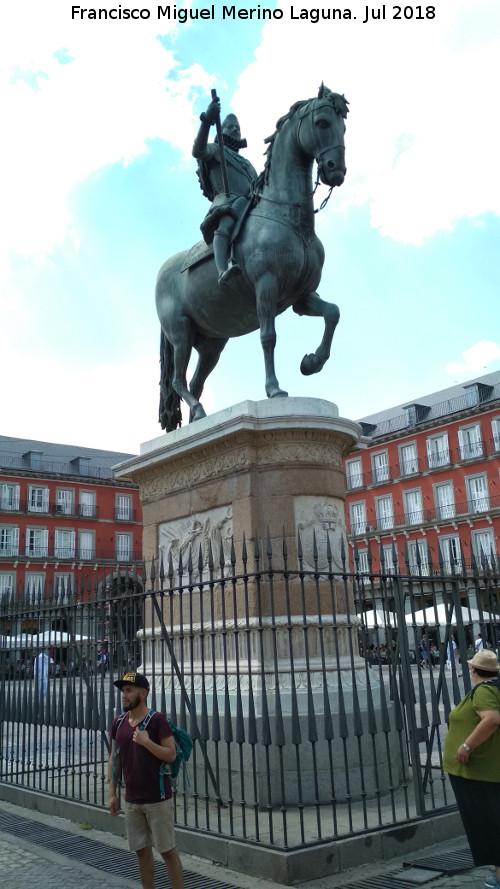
left=0, top=534, right=498, bottom=855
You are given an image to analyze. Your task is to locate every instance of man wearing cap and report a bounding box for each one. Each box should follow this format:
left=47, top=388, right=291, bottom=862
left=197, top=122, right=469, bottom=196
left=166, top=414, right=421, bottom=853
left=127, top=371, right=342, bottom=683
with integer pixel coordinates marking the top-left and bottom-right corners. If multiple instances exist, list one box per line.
left=108, top=672, right=184, bottom=889
left=443, top=649, right=500, bottom=889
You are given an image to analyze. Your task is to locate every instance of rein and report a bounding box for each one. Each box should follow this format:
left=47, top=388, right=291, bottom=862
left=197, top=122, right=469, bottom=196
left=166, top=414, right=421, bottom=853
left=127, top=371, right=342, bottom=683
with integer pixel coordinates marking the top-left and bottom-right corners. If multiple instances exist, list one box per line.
left=299, top=107, right=344, bottom=214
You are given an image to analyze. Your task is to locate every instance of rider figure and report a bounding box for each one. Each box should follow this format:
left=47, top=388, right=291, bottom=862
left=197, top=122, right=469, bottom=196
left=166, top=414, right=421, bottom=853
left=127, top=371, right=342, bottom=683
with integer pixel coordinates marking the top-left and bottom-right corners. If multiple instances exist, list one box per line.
left=193, top=97, right=257, bottom=286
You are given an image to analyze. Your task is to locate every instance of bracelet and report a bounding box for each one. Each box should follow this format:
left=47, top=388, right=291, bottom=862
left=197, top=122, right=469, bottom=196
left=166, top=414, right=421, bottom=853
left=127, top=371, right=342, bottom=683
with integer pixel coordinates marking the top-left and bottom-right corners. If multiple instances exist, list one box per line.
left=462, top=742, right=471, bottom=752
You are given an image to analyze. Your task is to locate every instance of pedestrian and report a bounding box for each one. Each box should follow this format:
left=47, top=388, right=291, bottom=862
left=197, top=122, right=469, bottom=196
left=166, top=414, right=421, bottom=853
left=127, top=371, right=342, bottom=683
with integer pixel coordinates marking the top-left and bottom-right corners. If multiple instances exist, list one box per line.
left=442, top=649, right=500, bottom=889
left=108, top=672, right=184, bottom=889
left=475, top=633, right=484, bottom=651
left=419, top=633, right=429, bottom=668
left=446, top=635, right=457, bottom=670
left=34, top=650, right=50, bottom=696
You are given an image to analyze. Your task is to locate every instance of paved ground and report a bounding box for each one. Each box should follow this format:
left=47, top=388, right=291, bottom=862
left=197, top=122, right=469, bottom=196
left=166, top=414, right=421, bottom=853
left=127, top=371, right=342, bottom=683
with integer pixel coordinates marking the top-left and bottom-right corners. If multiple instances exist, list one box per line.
left=0, top=798, right=493, bottom=889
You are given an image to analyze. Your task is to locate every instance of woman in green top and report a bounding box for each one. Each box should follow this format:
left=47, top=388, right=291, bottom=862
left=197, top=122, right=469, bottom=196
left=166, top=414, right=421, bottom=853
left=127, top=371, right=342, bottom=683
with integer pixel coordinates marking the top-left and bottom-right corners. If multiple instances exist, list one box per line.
left=443, top=649, right=500, bottom=889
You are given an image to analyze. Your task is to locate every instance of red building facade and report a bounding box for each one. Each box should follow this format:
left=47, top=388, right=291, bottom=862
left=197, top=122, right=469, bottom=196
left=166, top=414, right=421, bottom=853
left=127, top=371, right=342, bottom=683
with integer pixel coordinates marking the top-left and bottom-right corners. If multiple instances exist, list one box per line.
left=343, top=372, right=500, bottom=577
left=0, top=436, right=143, bottom=602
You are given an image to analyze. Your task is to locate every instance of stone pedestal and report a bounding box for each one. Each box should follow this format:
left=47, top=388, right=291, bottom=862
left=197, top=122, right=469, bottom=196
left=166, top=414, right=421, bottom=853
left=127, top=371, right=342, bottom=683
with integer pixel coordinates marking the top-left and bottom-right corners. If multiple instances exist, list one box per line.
left=115, top=397, right=360, bottom=572
left=115, top=400, right=402, bottom=804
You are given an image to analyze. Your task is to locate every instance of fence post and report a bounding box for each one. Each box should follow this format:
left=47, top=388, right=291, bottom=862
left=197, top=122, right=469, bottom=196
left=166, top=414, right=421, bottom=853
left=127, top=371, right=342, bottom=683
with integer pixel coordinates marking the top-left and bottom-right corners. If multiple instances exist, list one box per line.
left=392, top=574, right=426, bottom=815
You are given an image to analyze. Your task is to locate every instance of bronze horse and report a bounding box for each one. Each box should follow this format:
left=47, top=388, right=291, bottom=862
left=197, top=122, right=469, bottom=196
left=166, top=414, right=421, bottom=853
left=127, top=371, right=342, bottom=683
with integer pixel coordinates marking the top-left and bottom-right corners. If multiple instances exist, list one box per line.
left=156, top=86, right=348, bottom=431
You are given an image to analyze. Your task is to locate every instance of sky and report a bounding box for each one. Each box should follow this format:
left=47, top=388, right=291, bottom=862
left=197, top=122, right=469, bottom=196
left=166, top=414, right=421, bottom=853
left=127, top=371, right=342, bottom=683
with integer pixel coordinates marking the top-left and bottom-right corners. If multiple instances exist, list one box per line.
left=1, top=0, right=499, bottom=455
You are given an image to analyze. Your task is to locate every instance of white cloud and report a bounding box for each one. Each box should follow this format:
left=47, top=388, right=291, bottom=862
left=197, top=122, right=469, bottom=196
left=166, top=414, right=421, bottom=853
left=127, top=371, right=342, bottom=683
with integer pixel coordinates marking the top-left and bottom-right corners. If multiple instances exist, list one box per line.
left=234, top=0, right=500, bottom=245
left=1, top=3, right=213, bottom=263
left=446, top=341, right=500, bottom=375
left=0, top=322, right=162, bottom=452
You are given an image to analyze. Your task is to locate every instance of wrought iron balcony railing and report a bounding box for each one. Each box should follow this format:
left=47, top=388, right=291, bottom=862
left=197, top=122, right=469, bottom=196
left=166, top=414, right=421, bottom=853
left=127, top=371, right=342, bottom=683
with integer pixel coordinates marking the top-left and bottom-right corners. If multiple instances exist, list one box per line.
left=348, top=493, right=500, bottom=536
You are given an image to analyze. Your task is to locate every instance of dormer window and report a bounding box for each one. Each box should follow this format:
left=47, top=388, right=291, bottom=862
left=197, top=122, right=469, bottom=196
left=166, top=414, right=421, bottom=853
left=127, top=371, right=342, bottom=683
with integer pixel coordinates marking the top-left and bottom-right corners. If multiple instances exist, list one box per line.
left=403, top=403, right=430, bottom=427
left=464, top=382, right=493, bottom=407
left=71, top=456, right=91, bottom=476
left=23, top=450, right=43, bottom=470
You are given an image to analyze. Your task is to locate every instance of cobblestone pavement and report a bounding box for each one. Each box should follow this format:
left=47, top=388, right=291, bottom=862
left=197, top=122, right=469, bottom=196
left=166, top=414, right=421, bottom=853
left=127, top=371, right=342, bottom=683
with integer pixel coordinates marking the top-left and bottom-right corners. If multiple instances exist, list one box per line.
left=0, top=834, right=137, bottom=889
left=0, top=797, right=494, bottom=889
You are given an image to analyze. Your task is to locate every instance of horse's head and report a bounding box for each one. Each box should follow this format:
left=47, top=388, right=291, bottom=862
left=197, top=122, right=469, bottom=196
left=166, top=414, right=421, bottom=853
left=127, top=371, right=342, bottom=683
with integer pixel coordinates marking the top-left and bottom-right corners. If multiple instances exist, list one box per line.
left=297, top=85, right=348, bottom=188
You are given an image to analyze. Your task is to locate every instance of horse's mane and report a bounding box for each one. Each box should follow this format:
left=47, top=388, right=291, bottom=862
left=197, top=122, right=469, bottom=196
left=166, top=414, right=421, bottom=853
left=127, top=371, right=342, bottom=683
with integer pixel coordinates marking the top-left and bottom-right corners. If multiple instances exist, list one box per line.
left=254, top=90, right=349, bottom=194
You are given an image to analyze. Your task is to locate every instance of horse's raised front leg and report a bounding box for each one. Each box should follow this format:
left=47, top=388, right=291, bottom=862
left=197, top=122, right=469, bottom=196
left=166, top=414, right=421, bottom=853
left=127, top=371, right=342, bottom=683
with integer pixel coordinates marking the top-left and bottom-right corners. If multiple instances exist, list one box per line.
left=293, top=292, right=340, bottom=375
left=256, top=274, right=288, bottom=399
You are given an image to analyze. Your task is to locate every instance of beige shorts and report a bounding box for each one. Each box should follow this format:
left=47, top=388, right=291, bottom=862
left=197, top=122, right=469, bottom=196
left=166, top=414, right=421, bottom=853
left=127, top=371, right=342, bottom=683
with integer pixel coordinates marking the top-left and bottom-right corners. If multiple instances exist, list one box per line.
left=124, top=798, right=175, bottom=853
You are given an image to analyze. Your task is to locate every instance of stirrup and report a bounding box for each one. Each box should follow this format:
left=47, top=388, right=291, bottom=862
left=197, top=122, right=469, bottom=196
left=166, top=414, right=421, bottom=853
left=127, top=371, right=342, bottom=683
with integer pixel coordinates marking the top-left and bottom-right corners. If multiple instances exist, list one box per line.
left=218, top=263, right=242, bottom=286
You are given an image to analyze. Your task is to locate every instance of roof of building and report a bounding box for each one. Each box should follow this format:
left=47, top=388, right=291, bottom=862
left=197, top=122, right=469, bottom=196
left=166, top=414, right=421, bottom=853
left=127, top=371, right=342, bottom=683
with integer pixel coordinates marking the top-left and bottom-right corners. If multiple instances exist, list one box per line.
left=357, top=370, right=500, bottom=439
left=0, top=435, right=136, bottom=482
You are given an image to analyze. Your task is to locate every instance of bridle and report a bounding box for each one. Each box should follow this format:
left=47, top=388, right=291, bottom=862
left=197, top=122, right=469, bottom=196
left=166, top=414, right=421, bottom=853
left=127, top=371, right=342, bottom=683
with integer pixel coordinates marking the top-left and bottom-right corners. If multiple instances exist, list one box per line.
left=297, top=99, right=345, bottom=212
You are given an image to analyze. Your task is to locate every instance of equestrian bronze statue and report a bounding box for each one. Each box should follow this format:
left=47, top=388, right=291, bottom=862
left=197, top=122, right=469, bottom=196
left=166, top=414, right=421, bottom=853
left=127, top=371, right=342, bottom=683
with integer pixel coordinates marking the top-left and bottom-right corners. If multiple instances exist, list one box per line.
left=156, top=85, right=348, bottom=432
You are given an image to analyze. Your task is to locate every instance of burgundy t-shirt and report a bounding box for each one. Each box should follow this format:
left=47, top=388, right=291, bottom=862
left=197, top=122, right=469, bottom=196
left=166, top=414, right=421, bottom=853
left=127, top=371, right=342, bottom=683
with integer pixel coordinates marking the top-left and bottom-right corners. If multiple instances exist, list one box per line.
left=111, top=710, right=172, bottom=803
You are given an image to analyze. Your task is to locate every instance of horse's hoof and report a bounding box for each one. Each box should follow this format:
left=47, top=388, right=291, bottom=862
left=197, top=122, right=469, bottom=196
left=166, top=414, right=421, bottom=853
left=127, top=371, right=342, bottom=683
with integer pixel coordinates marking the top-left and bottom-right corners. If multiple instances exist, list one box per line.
left=301, top=353, right=320, bottom=375
left=189, top=404, right=207, bottom=423
left=268, top=389, right=288, bottom=399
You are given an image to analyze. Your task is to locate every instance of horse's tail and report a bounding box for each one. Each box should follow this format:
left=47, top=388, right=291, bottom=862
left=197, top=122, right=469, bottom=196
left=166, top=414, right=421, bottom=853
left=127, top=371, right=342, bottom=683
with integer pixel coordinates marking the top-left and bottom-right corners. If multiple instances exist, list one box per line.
left=159, top=330, right=182, bottom=432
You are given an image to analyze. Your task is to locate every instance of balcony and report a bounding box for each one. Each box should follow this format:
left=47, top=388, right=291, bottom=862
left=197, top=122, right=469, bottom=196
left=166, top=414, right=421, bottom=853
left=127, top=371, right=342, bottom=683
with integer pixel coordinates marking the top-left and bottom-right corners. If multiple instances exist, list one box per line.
left=78, top=504, right=98, bottom=519
left=114, top=508, right=137, bottom=522
left=53, top=503, right=76, bottom=517
left=426, top=450, right=451, bottom=471
left=0, top=497, right=22, bottom=513
left=456, top=439, right=485, bottom=462
left=0, top=545, right=19, bottom=558
left=347, top=493, right=500, bottom=536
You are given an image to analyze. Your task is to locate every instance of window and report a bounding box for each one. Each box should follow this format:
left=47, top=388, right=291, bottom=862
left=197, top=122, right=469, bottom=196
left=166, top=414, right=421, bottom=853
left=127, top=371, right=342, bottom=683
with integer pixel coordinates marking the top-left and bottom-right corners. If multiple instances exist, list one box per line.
left=465, top=385, right=479, bottom=407
left=78, top=530, right=94, bottom=560
left=372, top=450, right=389, bottom=483
left=0, top=526, right=19, bottom=557
left=26, top=528, right=48, bottom=558
left=434, top=481, right=455, bottom=520
left=399, top=442, right=418, bottom=477
left=54, top=529, right=75, bottom=559
left=0, top=483, right=20, bottom=511
left=346, top=457, right=363, bottom=490
left=79, top=490, right=96, bottom=517
left=25, top=573, right=45, bottom=601
left=375, top=495, right=394, bottom=531
left=459, top=423, right=483, bottom=460
left=28, top=486, right=49, bottom=513
left=116, top=494, right=132, bottom=521
left=0, top=573, right=15, bottom=601
left=466, top=474, right=490, bottom=513
left=353, top=548, right=368, bottom=572
left=349, top=501, right=367, bottom=536
left=439, top=536, right=463, bottom=574
left=408, top=540, right=430, bottom=575
left=55, top=489, right=74, bottom=515
left=403, top=489, right=424, bottom=525
left=405, top=405, right=417, bottom=426
left=54, top=573, right=74, bottom=601
left=472, top=530, right=496, bottom=569
left=426, top=433, right=449, bottom=469
left=491, top=418, right=500, bottom=452
left=24, top=450, right=43, bottom=470
left=116, top=533, right=131, bottom=561
left=381, top=544, right=398, bottom=574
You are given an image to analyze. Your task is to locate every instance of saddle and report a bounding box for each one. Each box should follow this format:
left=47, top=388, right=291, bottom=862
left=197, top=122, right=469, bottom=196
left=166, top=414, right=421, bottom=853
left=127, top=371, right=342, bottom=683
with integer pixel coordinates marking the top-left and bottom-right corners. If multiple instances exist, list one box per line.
left=180, top=196, right=253, bottom=274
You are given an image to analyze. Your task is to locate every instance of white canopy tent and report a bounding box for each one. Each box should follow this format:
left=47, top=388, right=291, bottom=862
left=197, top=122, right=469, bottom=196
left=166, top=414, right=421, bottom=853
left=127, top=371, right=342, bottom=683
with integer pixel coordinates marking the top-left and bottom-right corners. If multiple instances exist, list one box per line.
left=405, top=603, right=497, bottom=627
left=1, top=631, right=89, bottom=650
left=357, top=609, right=398, bottom=629
left=35, top=630, right=89, bottom=646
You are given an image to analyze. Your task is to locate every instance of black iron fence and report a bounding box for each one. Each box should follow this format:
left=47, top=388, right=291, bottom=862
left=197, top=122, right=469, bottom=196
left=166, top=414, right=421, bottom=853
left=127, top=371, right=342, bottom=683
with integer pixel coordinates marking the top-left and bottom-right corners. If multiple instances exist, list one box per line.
left=0, top=534, right=499, bottom=854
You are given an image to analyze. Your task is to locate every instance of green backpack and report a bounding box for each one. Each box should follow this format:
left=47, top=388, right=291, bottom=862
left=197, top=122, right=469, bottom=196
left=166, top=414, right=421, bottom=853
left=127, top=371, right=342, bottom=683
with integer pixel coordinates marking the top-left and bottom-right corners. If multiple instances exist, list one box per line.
left=113, top=709, right=192, bottom=796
